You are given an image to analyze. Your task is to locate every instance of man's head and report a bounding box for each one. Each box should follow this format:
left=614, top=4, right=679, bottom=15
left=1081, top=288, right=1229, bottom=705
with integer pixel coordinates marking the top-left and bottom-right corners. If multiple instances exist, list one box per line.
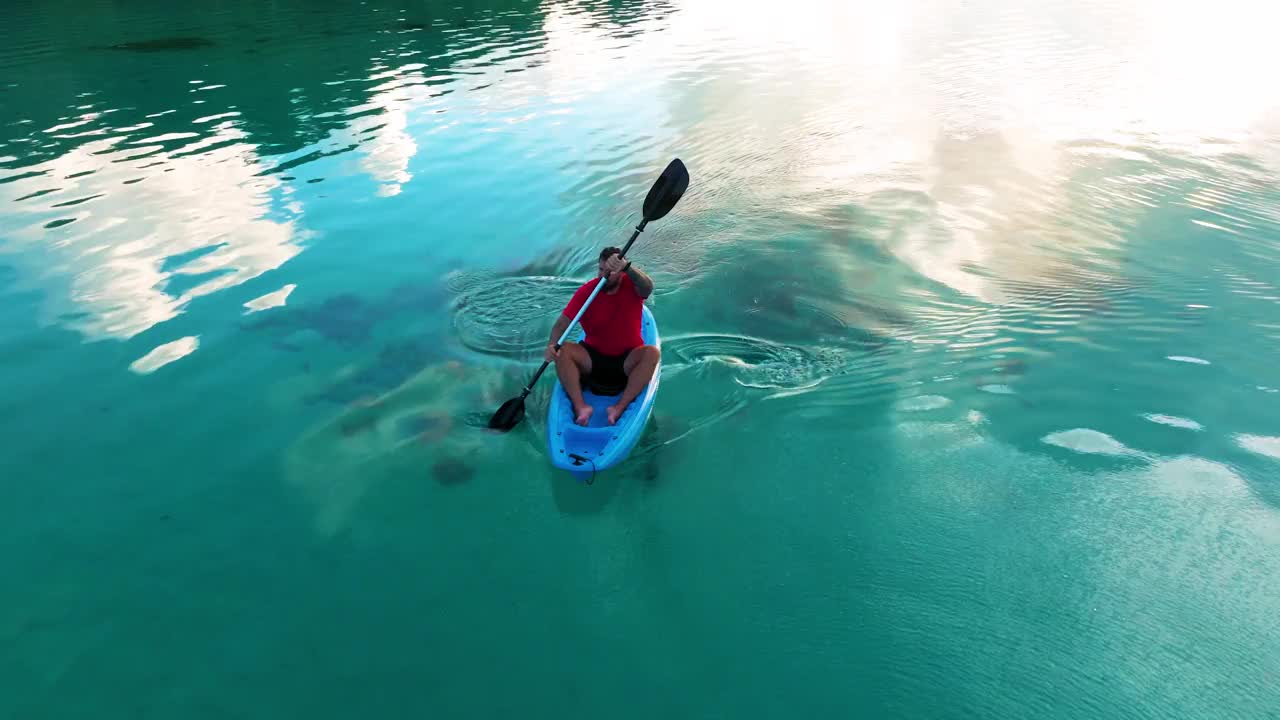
left=598, top=246, right=623, bottom=288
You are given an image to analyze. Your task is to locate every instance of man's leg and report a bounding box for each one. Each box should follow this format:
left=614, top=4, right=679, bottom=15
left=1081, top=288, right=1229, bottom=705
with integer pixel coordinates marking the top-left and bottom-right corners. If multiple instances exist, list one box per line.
left=606, top=345, right=660, bottom=425
left=555, top=343, right=594, bottom=426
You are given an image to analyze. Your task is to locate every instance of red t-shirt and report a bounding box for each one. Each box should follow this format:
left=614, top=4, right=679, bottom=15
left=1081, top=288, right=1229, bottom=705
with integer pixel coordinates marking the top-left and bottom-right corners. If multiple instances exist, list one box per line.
left=562, top=273, right=644, bottom=356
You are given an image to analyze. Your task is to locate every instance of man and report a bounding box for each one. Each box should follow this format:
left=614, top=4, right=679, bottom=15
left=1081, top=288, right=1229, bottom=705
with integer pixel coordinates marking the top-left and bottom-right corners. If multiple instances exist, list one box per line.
left=545, top=247, right=661, bottom=426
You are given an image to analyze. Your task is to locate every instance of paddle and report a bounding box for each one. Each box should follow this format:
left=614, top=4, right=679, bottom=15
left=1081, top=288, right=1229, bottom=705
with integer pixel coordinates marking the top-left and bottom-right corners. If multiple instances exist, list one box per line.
left=487, top=157, right=690, bottom=431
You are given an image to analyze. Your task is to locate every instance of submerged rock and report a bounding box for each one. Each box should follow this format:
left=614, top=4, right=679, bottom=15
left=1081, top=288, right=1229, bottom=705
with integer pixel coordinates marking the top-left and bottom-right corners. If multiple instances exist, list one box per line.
left=399, top=410, right=454, bottom=444
left=282, top=360, right=506, bottom=536
left=432, top=456, right=473, bottom=485
left=243, top=292, right=377, bottom=349
left=106, top=37, right=216, bottom=52
left=304, top=339, right=443, bottom=406
left=245, top=282, right=449, bottom=355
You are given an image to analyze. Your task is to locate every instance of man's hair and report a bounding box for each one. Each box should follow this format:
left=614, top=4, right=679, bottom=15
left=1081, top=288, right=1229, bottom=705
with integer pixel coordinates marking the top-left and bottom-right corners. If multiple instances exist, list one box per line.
left=599, top=246, right=622, bottom=262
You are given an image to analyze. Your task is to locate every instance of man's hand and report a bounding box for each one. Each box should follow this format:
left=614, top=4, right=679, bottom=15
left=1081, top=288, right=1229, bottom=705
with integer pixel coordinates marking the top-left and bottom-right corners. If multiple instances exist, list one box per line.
left=544, top=342, right=560, bottom=363
left=603, top=253, right=629, bottom=281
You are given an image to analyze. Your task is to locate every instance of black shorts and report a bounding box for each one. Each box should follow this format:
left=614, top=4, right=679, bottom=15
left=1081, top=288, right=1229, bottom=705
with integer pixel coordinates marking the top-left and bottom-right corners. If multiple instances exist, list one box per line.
left=582, top=342, right=631, bottom=396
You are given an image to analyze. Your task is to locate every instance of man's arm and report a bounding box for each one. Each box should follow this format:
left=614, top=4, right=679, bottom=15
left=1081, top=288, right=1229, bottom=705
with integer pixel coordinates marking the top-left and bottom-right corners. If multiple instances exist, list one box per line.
left=625, top=263, right=654, bottom=298
left=548, top=312, right=572, bottom=345
left=544, top=311, right=572, bottom=362
left=550, top=283, right=590, bottom=348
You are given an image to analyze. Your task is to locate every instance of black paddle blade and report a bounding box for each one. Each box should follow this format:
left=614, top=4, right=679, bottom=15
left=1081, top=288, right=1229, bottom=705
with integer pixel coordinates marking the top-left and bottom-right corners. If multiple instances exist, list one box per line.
left=487, top=397, right=526, bottom=431
left=642, top=158, right=689, bottom=221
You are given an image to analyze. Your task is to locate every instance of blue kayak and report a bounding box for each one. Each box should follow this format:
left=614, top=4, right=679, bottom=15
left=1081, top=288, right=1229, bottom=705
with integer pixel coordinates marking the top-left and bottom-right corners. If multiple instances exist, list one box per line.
left=547, top=304, right=660, bottom=480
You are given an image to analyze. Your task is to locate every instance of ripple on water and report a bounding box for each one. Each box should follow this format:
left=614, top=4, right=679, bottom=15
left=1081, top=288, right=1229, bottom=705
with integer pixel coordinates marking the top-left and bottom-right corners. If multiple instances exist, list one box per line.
left=660, top=332, right=847, bottom=393
left=449, top=270, right=583, bottom=357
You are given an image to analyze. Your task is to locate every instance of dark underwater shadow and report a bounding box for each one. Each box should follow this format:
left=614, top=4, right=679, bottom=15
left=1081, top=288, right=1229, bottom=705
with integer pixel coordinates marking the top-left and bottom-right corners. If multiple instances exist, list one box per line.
left=547, top=461, right=625, bottom=516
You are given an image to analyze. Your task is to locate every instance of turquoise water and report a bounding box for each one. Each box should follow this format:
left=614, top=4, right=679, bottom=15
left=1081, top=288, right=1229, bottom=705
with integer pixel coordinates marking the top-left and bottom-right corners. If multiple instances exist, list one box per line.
left=3, top=0, right=1280, bottom=716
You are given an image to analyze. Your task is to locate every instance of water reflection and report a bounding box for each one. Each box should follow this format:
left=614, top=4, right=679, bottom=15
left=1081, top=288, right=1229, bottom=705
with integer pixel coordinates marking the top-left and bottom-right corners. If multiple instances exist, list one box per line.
left=243, top=283, right=297, bottom=313
left=4, top=0, right=1274, bottom=459
left=1, top=0, right=693, bottom=350
left=129, top=335, right=200, bottom=374
left=0, top=119, right=301, bottom=341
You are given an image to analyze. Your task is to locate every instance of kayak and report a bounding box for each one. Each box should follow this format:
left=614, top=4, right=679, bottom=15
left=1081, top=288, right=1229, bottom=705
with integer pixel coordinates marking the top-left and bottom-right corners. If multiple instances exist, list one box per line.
left=547, top=303, right=660, bottom=481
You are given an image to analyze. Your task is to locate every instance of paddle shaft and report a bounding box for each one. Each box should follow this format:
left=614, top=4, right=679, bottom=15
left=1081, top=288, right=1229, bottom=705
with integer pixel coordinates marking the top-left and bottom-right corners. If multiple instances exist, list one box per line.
left=516, top=219, right=649, bottom=399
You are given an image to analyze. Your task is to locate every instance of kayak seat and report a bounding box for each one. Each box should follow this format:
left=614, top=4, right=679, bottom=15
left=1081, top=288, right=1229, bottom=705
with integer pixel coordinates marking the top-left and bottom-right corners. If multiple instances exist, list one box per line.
left=585, top=374, right=625, bottom=396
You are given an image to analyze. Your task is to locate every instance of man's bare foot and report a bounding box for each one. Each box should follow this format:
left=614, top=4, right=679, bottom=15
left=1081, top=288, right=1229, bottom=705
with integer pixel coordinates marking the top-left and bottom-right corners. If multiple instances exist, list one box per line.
left=575, top=404, right=594, bottom=426
left=606, top=403, right=627, bottom=425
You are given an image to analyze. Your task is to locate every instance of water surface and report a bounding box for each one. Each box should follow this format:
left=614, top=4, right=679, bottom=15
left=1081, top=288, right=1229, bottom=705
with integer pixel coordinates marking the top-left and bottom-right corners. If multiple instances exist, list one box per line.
left=3, top=0, right=1279, bottom=717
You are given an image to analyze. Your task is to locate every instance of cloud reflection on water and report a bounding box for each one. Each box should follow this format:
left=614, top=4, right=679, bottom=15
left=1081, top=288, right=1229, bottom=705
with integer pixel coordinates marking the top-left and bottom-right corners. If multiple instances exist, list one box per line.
left=1, top=118, right=303, bottom=342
